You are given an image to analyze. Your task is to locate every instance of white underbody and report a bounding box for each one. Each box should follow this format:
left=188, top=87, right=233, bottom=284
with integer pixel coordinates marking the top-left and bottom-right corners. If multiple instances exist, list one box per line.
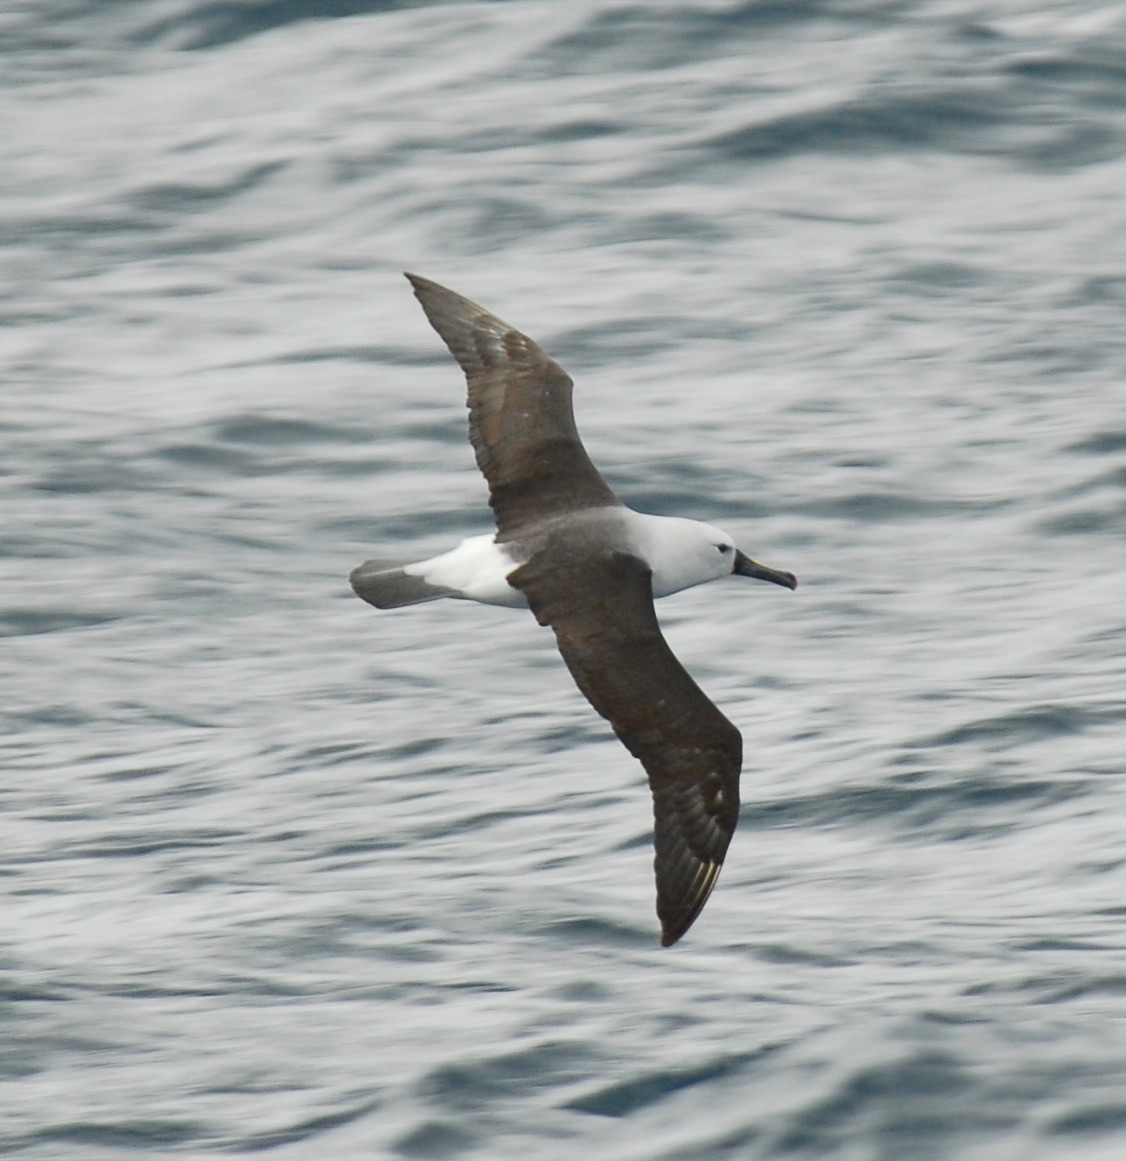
left=405, top=509, right=738, bottom=608
left=407, top=534, right=527, bottom=607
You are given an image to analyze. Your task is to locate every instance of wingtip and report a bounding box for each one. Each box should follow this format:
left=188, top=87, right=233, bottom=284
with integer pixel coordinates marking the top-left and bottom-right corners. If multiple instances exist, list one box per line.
left=404, top=272, right=447, bottom=317
left=655, top=857, right=725, bottom=948
left=657, top=905, right=704, bottom=948
left=404, top=272, right=461, bottom=313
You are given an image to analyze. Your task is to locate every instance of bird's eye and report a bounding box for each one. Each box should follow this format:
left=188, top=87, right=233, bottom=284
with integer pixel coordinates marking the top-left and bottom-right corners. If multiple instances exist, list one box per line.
left=716, top=544, right=731, bottom=554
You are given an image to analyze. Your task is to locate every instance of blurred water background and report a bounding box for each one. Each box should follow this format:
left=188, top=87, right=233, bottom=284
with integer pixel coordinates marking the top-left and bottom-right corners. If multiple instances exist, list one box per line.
left=2, top=1, right=1125, bottom=1157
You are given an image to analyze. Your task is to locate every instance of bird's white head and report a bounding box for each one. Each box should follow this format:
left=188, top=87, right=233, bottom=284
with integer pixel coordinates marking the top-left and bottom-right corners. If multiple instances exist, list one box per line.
left=636, top=515, right=797, bottom=600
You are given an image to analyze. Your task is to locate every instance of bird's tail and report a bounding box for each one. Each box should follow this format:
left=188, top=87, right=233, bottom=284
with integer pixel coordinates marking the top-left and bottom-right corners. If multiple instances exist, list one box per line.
left=349, top=558, right=455, bottom=609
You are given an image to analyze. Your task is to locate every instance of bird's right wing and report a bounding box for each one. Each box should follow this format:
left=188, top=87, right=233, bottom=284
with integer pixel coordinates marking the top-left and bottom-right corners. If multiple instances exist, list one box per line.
left=406, top=274, right=621, bottom=538
left=509, top=550, right=742, bottom=946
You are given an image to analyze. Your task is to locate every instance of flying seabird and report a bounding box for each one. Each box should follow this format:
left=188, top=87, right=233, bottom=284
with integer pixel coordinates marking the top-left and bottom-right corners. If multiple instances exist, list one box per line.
left=351, top=274, right=797, bottom=946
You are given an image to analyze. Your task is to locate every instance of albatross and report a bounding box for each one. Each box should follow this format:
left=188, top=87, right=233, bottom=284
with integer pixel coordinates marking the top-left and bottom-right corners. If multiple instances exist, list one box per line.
left=350, top=274, right=797, bottom=946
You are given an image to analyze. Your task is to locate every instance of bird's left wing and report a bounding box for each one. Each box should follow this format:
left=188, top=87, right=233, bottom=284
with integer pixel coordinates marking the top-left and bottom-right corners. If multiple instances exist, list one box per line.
left=405, top=274, right=621, bottom=538
left=509, top=550, right=742, bottom=946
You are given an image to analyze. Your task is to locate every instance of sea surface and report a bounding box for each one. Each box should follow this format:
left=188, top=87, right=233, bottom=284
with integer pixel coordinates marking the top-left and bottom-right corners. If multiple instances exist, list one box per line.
left=2, top=1, right=1125, bottom=1158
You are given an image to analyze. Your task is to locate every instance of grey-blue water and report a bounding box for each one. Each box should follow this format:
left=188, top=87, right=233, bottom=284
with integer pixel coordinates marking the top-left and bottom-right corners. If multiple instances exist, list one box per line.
left=3, top=2, right=1125, bottom=1157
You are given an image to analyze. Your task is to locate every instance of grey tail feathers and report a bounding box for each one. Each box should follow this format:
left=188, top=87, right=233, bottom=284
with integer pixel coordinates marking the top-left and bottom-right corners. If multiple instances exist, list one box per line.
left=349, top=558, right=456, bottom=610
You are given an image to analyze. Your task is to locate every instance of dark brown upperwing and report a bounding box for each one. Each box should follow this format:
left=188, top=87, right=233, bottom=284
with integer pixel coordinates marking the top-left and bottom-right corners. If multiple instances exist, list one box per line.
left=405, top=274, right=621, bottom=539
left=509, top=549, right=742, bottom=946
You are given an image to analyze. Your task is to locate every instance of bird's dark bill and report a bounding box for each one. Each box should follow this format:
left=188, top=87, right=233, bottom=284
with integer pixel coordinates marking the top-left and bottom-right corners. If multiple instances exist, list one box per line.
left=733, top=550, right=797, bottom=590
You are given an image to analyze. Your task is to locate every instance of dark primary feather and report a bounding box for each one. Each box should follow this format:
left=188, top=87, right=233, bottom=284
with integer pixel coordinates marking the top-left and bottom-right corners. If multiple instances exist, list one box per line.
left=405, top=273, right=621, bottom=538
left=510, top=547, right=741, bottom=947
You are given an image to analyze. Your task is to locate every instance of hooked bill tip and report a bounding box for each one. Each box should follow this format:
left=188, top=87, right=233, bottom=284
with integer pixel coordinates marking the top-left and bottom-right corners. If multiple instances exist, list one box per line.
left=734, top=550, right=798, bottom=590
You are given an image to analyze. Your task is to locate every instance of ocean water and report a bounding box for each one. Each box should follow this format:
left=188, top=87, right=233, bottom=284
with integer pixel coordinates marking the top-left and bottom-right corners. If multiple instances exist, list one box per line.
left=2, top=1, right=1125, bottom=1157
